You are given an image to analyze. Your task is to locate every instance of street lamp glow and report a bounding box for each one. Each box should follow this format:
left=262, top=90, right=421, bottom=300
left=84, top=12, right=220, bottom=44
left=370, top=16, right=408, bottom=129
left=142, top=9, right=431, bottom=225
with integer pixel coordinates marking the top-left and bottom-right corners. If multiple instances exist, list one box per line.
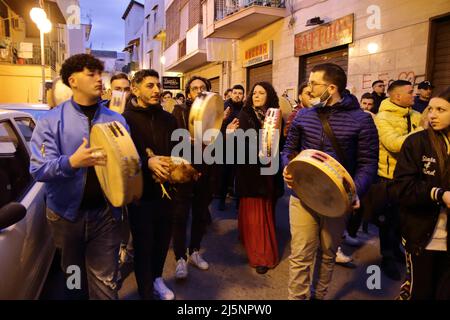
left=30, top=7, right=47, bottom=24
left=38, top=18, right=52, bottom=33
left=367, top=42, right=379, bottom=54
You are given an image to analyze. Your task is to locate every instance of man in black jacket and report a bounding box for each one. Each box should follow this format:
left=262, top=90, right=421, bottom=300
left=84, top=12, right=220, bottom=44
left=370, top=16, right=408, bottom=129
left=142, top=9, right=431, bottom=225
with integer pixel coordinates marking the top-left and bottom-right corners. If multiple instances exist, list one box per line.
left=371, top=80, right=387, bottom=114
left=412, top=81, right=433, bottom=113
left=122, top=69, right=177, bottom=300
left=218, top=84, right=245, bottom=210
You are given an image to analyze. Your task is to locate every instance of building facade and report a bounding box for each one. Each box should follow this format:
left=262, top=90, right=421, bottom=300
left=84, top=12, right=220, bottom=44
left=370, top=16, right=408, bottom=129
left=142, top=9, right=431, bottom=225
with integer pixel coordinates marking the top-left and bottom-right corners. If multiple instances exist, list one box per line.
left=200, top=0, right=450, bottom=102
left=163, top=0, right=234, bottom=95
left=122, top=0, right=145, bottom=73
left=0, top=0, right=68, bottom=103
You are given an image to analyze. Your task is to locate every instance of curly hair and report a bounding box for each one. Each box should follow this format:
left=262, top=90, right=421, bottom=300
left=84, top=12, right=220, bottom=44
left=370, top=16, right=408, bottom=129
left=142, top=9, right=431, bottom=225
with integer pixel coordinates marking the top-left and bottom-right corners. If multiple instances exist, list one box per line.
left=60, top=54, right=104, bottom=87
left=244, top=81, right=279, bottom=109
left=185, top=76, right=211, bottom=99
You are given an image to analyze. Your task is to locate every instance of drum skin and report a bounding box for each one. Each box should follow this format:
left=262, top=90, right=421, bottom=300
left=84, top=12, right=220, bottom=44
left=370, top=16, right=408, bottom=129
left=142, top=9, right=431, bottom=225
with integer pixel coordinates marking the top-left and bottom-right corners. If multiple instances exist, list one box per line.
left=90, top=121, right=143, bottom=207
left=278, top=96, right=293, bottom=123
left=189, top=92, right=224, bottom=144
left=287, top=149, right=356, bottom=217
left=261, top=108, right=282, bottom=158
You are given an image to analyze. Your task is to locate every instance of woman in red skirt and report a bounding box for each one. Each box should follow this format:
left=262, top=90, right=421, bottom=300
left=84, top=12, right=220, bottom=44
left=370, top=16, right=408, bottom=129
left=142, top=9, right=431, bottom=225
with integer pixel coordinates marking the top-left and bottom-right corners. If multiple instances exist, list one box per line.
left=234, top=81, right=284, bottom=274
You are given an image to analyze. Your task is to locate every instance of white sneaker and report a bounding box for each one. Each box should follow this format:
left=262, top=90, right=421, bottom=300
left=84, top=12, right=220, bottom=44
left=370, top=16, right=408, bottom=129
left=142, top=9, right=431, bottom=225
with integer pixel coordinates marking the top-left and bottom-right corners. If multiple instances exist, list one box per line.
left=335, top=246, right=353, bottom=264
left=175, top=258, right=188, bottom=280
left=153, top=277, right=175, bottom=300
left=189, top=251, right=209, bottom=270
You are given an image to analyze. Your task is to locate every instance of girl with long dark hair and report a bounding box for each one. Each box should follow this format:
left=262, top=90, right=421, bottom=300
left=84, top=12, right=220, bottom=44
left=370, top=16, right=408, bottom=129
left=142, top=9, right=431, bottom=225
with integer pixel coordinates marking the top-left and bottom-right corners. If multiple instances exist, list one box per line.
left=235, top=81, right=284, bottom=274
left=392, top=87, right=450, bottom=300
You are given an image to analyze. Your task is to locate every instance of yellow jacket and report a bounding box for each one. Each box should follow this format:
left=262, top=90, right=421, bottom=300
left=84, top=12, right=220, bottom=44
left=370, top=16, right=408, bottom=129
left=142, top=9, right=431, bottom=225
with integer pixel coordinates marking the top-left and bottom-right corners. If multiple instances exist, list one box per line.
left=374, top=99, right=422, bottom=179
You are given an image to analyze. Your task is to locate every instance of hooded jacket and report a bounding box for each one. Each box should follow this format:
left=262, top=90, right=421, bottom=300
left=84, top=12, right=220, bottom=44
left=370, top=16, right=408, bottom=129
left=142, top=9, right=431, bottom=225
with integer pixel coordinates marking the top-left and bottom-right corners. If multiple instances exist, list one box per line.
left=374, top=99, right=422, bottom=179
left=122, top=98, right=178, bottom=200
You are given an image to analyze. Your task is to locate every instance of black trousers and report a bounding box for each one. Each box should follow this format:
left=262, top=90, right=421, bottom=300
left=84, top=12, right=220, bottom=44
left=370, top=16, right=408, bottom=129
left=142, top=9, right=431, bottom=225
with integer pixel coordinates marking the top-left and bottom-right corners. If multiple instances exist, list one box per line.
left=172, top=165, right=213, bottom=261
left=128, top=198, right=172, bottom=300
left=399, top=250, right=450, bottom=300
left=363, top=177, right=402, bottom=259
left=218, top=163, right=235, bottom=200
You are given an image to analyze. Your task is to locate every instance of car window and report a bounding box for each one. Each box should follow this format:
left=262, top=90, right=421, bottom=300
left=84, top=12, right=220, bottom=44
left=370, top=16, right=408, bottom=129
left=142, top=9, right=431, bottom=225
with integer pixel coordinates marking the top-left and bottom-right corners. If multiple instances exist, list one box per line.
left=0, top=120, right=33, bottom=207
left=14, top=117, right=36, bottom=144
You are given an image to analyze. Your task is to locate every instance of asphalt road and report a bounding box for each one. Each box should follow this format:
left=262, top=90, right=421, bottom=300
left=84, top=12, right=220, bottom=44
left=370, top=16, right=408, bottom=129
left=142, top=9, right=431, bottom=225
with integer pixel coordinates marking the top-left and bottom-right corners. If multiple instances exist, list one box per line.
left=40, top=194, right=404, bottom=300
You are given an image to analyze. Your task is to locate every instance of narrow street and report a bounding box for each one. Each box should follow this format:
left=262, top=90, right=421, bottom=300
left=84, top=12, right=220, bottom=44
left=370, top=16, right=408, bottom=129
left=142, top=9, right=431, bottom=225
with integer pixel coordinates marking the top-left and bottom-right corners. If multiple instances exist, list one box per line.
left=112, top=194, right=403, bottom=300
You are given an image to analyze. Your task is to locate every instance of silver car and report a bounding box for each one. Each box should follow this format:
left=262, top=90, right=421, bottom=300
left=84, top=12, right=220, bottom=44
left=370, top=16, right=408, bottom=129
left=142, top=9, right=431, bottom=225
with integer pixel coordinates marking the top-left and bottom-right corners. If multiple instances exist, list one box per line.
left=0, top=109, right=55, bottom=299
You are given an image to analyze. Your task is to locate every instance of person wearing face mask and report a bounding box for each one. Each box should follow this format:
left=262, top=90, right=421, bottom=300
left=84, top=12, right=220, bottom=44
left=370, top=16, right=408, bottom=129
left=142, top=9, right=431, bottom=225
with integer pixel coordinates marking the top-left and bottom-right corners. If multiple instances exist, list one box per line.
left=122, top=69, right=179, bottom=300
left=391, top=87, right=450, bottom=300
left=282, top=63, right=379, bottom=300
left=233, top=81, right=285, bottom=275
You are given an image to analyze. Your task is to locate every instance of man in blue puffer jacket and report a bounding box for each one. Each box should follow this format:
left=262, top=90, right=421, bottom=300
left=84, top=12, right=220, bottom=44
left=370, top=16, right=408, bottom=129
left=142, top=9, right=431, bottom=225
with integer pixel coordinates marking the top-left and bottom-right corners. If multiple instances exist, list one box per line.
left=30, top=54, right=129, bottom=299
left=282, top=63, right=379, bottom=300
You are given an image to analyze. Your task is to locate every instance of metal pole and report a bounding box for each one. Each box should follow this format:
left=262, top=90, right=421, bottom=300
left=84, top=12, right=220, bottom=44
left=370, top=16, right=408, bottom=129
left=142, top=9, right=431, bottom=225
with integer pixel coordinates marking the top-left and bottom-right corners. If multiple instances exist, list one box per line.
left=40, top=29, right=46, bottom=103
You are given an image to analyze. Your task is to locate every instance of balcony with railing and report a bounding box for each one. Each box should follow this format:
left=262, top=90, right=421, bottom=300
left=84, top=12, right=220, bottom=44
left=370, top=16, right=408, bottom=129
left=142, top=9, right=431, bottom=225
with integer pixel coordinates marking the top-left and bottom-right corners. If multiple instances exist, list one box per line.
left=203, top=0, right=287, bottom=39
left=165, top=24, right=207, bottom=73
left=0, top=41, right=57, bottom=70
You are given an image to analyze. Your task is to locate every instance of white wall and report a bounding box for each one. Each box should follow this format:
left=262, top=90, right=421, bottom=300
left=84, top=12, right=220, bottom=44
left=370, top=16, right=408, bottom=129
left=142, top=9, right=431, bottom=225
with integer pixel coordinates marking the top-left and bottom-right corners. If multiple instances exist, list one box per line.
left=144, top=0, right=166, bottom=74
left=124, top=4, right=145, bottom=44
left=186, top=24, right=205, bottom=55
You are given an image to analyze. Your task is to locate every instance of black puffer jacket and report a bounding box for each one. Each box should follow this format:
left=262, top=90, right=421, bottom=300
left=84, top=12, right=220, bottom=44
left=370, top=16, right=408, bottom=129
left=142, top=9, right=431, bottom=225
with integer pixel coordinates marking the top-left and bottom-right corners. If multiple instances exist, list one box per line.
left=391, top=129, right=449, bottom=255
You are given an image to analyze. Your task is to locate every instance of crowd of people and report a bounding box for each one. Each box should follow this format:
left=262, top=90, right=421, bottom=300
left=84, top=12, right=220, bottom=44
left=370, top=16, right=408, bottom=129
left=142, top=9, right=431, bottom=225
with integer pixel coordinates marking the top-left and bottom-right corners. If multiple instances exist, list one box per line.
left=29, top=53, right=449, bottom=300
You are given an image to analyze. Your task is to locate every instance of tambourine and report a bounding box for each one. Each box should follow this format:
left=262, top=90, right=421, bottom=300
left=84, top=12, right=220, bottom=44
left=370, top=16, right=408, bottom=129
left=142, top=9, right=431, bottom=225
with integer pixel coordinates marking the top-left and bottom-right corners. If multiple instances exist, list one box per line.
left=189, top=92, right=224, bottom=145
left=287, top=149, right=356, bottom=217
left=278, top=96, right=293, bottom=123
left=90, top=121, right=143, bottom=207
left=260, top=108, right=282, bottom=158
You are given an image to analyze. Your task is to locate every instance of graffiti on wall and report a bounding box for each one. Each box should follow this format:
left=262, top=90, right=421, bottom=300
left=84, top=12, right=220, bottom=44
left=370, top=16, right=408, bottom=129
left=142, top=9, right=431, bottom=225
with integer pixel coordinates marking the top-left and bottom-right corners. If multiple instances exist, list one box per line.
left=362, top=71, right=425, bottom=90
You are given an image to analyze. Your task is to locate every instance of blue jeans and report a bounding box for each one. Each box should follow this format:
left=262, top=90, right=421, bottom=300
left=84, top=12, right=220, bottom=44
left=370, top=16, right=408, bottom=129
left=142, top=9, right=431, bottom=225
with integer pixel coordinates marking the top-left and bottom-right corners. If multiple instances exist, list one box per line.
left=46, top=205, right=122, bottom=300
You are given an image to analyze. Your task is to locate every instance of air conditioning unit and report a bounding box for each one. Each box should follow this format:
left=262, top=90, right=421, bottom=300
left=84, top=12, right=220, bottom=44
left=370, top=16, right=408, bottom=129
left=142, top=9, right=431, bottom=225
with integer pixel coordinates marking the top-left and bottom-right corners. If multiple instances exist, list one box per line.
left=11, top=18, right=24, bottom=31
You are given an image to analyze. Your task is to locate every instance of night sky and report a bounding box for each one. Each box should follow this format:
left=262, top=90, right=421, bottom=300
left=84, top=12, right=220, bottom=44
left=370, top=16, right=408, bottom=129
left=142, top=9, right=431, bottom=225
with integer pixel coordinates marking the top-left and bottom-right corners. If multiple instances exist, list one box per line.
left=80, top=0, right=131, bottom=52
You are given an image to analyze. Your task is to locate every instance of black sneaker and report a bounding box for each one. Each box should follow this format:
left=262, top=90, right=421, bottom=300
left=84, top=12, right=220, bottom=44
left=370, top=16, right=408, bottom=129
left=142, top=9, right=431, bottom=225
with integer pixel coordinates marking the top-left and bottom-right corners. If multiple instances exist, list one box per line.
left=256, top=266, right=268, bottom=274
left=381, top=258, right=401, bottom=281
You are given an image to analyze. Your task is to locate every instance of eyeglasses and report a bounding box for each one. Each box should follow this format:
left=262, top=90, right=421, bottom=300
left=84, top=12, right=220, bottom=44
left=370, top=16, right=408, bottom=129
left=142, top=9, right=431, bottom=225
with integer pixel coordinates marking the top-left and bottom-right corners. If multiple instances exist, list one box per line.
left=190, top=86, right=206, bottom=92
